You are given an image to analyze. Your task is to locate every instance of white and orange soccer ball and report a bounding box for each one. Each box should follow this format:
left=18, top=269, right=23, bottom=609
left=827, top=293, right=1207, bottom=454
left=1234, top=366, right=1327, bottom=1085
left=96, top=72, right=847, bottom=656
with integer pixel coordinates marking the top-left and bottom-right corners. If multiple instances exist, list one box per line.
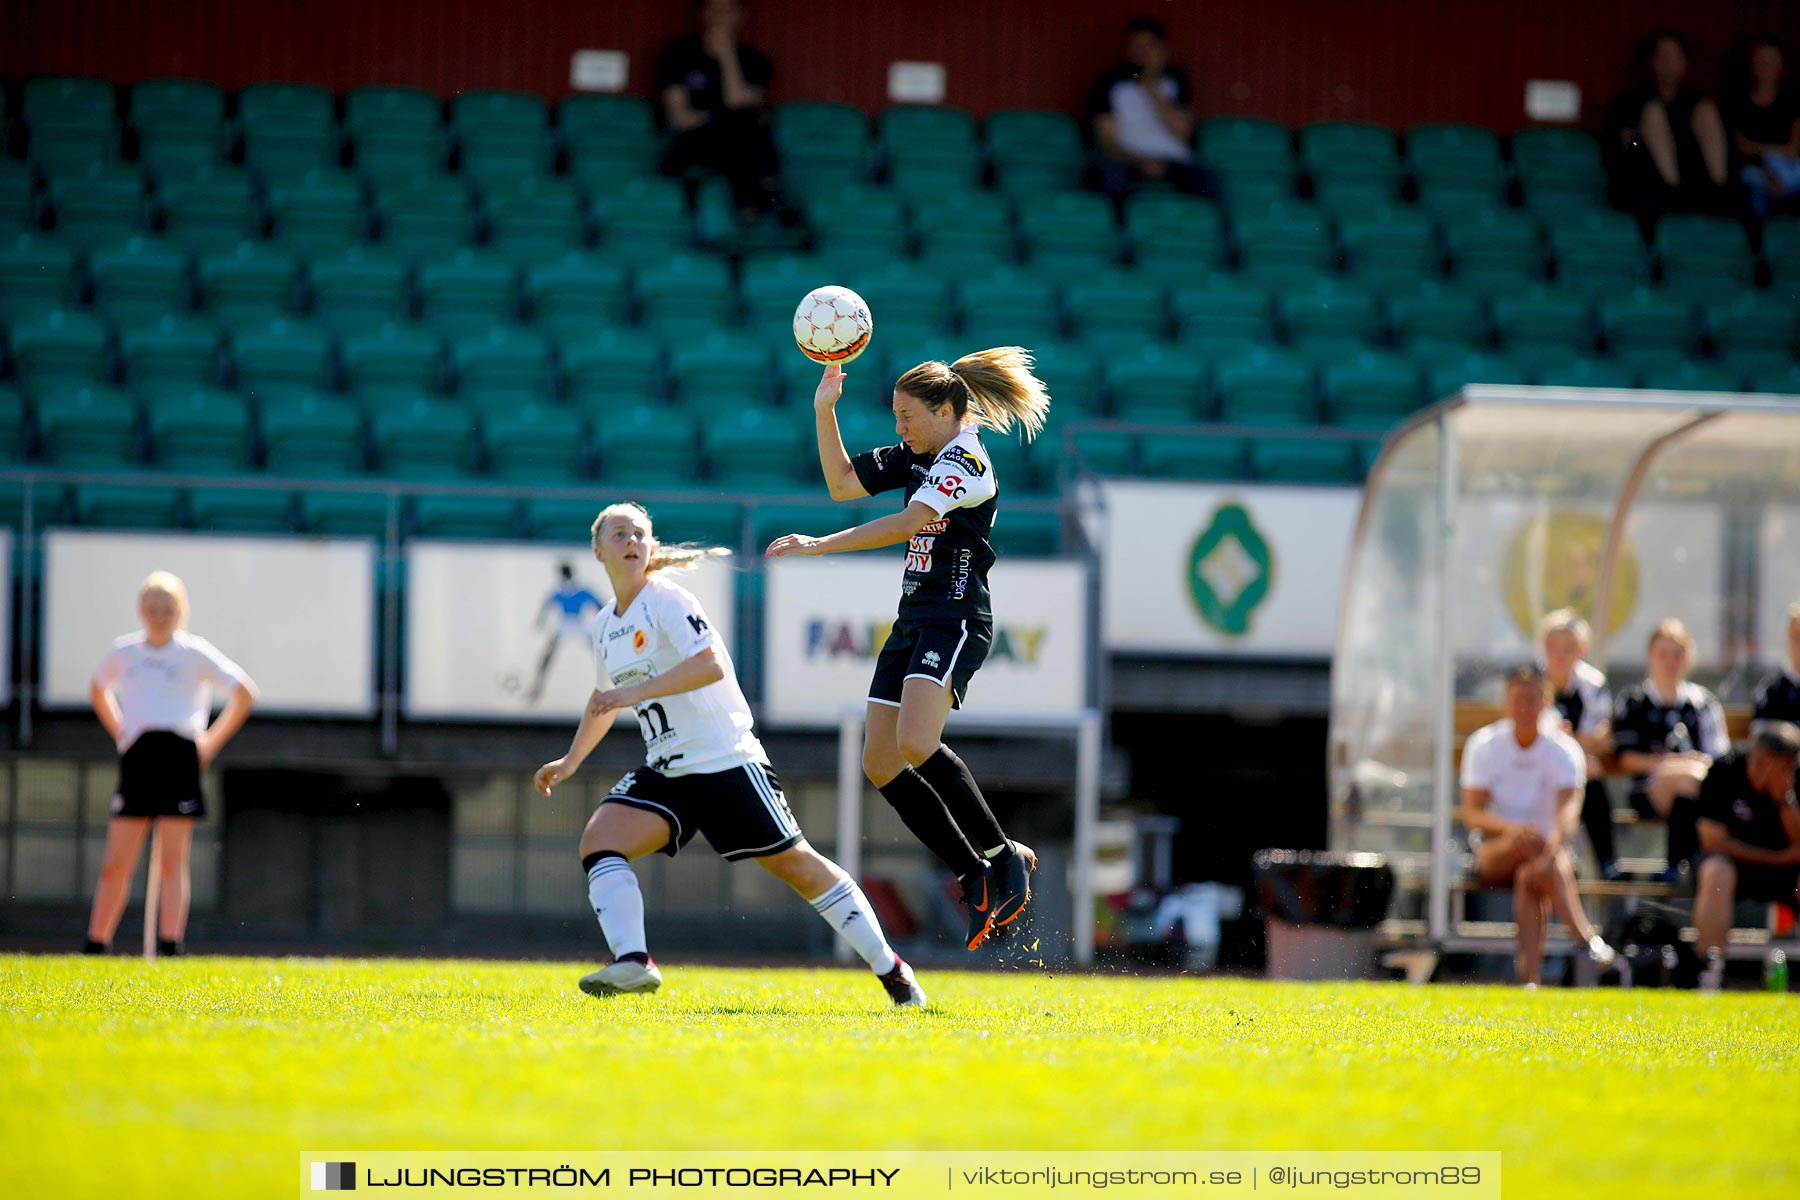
left=793, top=285, right=873, bottom=364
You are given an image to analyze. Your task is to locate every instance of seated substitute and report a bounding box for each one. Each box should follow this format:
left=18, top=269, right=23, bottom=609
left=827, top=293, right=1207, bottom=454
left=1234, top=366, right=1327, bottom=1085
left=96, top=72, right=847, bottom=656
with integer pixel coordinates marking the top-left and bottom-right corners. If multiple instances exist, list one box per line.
left=1693, top=723, right=1800, bottom=991
left=1540, top=608, right=1621, bottom=879
left=1750, top=603, right=1800, bottom=735
left=1461, top=665, right=1617, bottom=986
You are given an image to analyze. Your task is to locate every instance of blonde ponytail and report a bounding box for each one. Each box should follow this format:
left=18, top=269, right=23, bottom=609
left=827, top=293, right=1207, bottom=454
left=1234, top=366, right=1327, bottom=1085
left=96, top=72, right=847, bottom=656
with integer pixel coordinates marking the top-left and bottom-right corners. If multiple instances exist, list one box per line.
left=894, top=346, right=1052, bottom=443
left=591, top=502, right=732, bottom=573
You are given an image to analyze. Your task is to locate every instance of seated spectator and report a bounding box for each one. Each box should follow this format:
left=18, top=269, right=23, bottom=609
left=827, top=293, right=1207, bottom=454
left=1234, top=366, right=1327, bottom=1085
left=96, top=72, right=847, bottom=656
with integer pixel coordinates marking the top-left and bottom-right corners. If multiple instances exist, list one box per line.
left=1692, top=723, right=1800, bottom=991
left=1750, top=603, right=1800, bottom=733
left=1722, top=37, right=1800, bottom=218
left=1461, top=665, right=1617, bottom=986
left=1605, top=30, right=1730, bottom=221
left=657, top=0, right=789, bottom=225
left=1086, top=16, right=1219, bottom=208
left=1611, top=618, right=1729, bottom=882
left=1539, top=609, right=1622, bottom=880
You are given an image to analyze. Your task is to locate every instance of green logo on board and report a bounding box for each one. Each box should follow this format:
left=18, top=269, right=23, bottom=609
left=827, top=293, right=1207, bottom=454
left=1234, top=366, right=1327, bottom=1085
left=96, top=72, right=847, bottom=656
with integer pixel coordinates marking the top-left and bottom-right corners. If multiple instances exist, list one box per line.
left=1188, top=502, right=1275, bottom=637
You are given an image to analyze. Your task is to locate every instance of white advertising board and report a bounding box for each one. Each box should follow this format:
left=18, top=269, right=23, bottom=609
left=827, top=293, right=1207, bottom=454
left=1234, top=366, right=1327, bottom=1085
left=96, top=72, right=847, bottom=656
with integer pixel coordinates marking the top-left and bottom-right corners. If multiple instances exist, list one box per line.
left=762, top=556, right=1087, bottom=726
left=43, top=530, right=376, bottom=713
left=405, top=541, right=736, bottom=720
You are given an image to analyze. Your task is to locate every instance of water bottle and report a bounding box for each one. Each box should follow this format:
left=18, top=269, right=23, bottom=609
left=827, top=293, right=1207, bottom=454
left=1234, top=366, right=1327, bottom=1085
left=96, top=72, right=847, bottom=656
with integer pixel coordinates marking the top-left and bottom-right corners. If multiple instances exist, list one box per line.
left=1767, top=949, right=1789, bottom=993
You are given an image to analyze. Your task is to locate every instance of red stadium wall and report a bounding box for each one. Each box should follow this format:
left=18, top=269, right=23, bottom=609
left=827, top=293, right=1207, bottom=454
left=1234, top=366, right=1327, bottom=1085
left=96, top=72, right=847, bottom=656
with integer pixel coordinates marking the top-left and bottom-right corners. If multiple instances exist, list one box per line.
left=6, top=0, right=1800, bottom=130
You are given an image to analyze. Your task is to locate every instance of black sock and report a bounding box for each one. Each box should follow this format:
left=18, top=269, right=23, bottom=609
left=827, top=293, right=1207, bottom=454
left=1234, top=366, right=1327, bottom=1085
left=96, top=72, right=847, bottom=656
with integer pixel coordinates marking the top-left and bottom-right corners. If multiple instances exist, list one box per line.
left=918, top=746, right=1009, bottom=858
left=617, top=951, right=651, bottom=966
left=82, top=938, right=108, bottom=955
left=1580, top=779, right=1616, bottom=866
left=877, top=767, right=986, bottom=878
left=1666, top=793, right=1700, bottom=870
left=156, top=938, right=183, bottom=957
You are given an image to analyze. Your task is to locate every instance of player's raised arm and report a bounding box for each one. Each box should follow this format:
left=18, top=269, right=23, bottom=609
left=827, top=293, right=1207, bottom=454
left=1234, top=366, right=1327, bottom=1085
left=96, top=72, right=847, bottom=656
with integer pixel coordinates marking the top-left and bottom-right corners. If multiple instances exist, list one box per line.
left=812, top=364, right=869, bottom=501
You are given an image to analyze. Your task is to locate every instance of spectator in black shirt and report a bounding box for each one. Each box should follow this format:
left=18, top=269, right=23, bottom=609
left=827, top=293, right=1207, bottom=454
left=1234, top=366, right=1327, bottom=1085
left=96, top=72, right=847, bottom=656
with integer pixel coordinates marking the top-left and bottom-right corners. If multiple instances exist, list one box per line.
left=657, top=0, right=784, bottom=223
left=1086, top=16, right=1218, bottom=208
left=1605, top=30, right=1730, bottom=221
left=1610, top=619, right=1728, bottom=880
left=1723, top=37, right=1800, bottom=218
left=1751, top=603, right=1800, bottom=734
left=1692, top=724, right=1800, bottom=988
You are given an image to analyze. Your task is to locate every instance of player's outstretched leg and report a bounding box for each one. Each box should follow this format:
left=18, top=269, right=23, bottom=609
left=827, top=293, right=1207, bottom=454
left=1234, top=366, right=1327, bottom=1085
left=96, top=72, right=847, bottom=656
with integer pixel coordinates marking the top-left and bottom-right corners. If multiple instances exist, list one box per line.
left=757, top=842, right=926, bottom=1008
left=576, top=803, right=672, bottom=996
left=918, top=744, right=1034, bottom=930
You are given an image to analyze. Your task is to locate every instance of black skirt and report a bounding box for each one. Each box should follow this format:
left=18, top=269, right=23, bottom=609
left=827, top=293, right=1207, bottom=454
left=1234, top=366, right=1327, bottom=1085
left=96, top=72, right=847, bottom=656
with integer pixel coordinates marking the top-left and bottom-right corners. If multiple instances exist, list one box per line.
left=111, top=731, right=204, bottom=819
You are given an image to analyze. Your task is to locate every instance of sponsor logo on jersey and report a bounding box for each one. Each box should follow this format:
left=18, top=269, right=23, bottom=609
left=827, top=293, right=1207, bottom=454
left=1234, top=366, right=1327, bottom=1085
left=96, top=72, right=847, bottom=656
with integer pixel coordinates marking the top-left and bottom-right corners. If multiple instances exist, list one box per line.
left=607, top=624, right=635, bottom=642
left=905, top=549, right=933, bottom=573
left=1733, top=799, right=1755, bottom=823
left=950, top=548, right=972, bottom=601
left=940, top=446, right=986, bottom=477
left=921, top=650, right=942, bottom=668
left=926, top=473, right=968, bottom=500
left=686, top=614, right=709, bottom=635
left=921, top=518, right=949, bottom=534
left=632, top=629, right=648, bottom=653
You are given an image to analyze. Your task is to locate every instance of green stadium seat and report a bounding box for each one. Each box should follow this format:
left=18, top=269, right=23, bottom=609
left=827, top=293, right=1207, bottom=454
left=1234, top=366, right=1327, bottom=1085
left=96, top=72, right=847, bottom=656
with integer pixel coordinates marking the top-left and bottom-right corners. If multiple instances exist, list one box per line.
left=9, top=308, right=111, bottom=387
left=524, top=251, right=629, bottom=341
left=1408, top=124, right=1502, bottom=170
left=562, top=328, right=662, bottom=414
left=0, top=386, right=25, bottom=462
left=1321, top=350, right=1424, bottom=429
left=880, top=105, right=978, bottom=151
left=1409, top=124, right=1510, bottom=217
left=451, top=91, right=552, bottom=184
left=25, top=77, right=116, bottom=126
left=238, top=84, right=338, bottom=182
left=228, top=316, right=335, bottom=396
left=1655, top=213, right=1755, bottom=299
left=747, top=502, right=840, bottom=550
left=775, top=102, right=872, bottom=189
left=72, top=483, right=180, bottom=529
left=846, top=260, right=953, bottom=339
left=145, top=386, right=252, bottom=471
left=1762, top=214, right=1800, bottom=284
left=1213, top=348, right=1318, bottom=427
left=372, top=394, right=476, bottom=478
left=1598, top=289, right=1699, bottom=365
left=1234, top=203, right=1333, bottom=286
left=1548, top=210, right=1648, bottom=294
left=1706, top=292, right=1796, bottom=377
left=370, top=173, right=473, bottom=261
left=1491, top=286, right=1595, bottom=366
left=45, top=163, right=145, bottom=248
left=345, top=86, right=441, bottom=134
left=1424, top=351, right=1532, bottom=400
left=1637, top=359, right=1743, bottom=393
left=1338, top=207, right=1440, bottom=290
left=740, top=254, right=831, bottom=330
left=669, top=331, right=772, bottom=413
left=345, top=87, right=446, bottom=181
left=1198, top=117, right=1297, bottom=203
left=1249, top=438, right=1358, bottom=483
left=803, top=184, right=908, bottom=260
left=451, top=325, right=556, bottom=412
left=137, top=124, right=224, bottom=177
left=1071, top=428, right=1137, bottom=475
left=0, top=233, right=82, bottom=319
left=1063, top=273, right=1167, bottom=349
left=29, top=117, right=120, bottom=174
left=484, top=403, right=587, bottom=481
left=238, top=83, right=334, bottom=132
left=592, top=404, right=698, bottom=486
left=1301, top=121, right=1402, bottom=188
left=560, top=94, right=660, bottom=180
left=300, top=490, right=390, bottom=535
left=635, top=253, right=733, bottom=338
left=1026, top=341, right=1103, bottom=419
left=341, top=322, right=441, bottom=401
left=1514, top=126, right=1608, bottom=216
left=0, top=162, right=36, bottom=235
left=1139, top=432, right=1243, bottom=480
left=35, top=384, right=139, bottom=466
left=524, top=496, right=604, bottom=541
left=1443, top=208, right=1545, bottom=290
left=1277, top=277, right=1380, bottom=350
left=1019, top=190, right=1121, bottom=269
left=305, top=245, right=411, bottom=333
left=1386, top=281, right=1488, bottom=352
left=1534, top=357, right=1636, bottom=389
left=1746, top=362, right=1800, bottom=396
left=131, top=79, right=228, bottom=175
left=988, top=506, right=1062, bottom=555
left=702, top=408, right=806, bottom=485
left=87, top=235, right=191, bottom=324
left=266, top=170, right=367, bottom=255
left=157, top=166, right=262, bottom=253
left=987, top=111, right=1084, bottom=197
left=416, top=249, right=518, bottom=335
left=1124, top=193, right=1227, bottom=277
left=118, top=314, right=219, bottom=395
left=195, top=241, right=296, bottom=326
left=912, top=190, right=1013, bottom=262
left=1170, top=275, right=1274, bottom=349
left=187, top=486, right=296, bottom=533
left=411, top=493, right=519, bottom=538
left=484, top=176, right=585, bottom=265
left=1105, top=344, right=1205, bottom=422
left=956, top=266, right=1057, bottom=346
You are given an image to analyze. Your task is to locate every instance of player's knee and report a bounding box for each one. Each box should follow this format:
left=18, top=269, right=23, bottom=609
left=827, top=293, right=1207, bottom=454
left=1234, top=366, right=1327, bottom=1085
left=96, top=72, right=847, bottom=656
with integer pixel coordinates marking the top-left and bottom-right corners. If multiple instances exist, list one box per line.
left=862, top=746, right=902, bottom=787
left=895, top=731, right=937, bottom=768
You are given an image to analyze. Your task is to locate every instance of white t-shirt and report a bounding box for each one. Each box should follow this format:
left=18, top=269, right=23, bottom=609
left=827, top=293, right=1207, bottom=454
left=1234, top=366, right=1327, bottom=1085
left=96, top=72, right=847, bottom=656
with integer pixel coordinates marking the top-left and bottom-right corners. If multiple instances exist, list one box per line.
left=94, top=630, right=250, bottom=752
left=1461, top=718, right=1585, bottom=837
left=1107, top=76, right=1193, bottom=162
left=593, top=574, right=765, bottom=777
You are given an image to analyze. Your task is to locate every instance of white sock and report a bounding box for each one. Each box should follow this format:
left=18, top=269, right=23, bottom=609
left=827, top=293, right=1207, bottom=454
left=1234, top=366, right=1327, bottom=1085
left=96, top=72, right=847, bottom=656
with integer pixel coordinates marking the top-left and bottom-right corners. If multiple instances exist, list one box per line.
left=808, top=877, right=898, bottom=975
left=586, top=856, right=648, bottom=959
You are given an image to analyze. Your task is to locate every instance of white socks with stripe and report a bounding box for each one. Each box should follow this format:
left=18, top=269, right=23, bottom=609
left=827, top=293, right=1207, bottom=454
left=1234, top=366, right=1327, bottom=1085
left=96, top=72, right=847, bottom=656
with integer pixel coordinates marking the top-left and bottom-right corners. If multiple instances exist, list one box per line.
left=586, top=855, right=648, bottom=959
left=808, top=877, right=898, bottom=976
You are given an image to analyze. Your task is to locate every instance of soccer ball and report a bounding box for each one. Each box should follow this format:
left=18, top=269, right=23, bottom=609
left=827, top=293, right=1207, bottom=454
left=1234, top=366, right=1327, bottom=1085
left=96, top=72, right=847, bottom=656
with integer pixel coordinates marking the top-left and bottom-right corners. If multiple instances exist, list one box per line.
left=793, top=285, right=873, bottom=365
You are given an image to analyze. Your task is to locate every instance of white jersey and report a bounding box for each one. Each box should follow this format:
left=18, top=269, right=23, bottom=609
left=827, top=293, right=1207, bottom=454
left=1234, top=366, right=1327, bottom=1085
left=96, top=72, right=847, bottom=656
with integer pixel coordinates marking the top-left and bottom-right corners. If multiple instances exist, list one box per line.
left=93, top=630, right=250, bottom=752
left=593, top=574, right=765, bottom=777
left=1461, top=718, right=1585, bottom=837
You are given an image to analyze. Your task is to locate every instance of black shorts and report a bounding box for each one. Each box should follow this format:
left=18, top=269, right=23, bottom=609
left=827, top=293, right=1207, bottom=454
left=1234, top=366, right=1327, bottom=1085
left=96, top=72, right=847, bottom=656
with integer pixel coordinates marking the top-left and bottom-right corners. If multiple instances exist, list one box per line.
left=868, top=617, right=991, bottom=710
left=601, top=761, right=802, bottom=861
left=1705, top=854, right=1800, bottom=909
left=111, top=731, right=204, bottom=819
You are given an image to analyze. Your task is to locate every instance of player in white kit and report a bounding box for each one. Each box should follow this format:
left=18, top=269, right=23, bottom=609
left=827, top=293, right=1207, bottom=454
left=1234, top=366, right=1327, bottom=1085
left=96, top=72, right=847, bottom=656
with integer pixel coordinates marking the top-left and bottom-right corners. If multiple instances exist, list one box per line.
left=533, top=503, right=925, bottom=1006
left=83, top=571, right=257, bottom=956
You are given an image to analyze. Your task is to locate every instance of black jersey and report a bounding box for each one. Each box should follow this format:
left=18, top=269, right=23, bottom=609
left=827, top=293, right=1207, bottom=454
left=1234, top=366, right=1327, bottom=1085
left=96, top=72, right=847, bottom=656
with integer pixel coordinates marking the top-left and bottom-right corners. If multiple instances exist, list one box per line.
left=1697, top=751, right=1798, bottom=853
left=1752, top=667, right=1800, bottom=729
left=850, top=427, right=998, bottom=623
left=1552, top=659, right=1611, bottom=735
left=1612, top=679, right=1729, bottom=794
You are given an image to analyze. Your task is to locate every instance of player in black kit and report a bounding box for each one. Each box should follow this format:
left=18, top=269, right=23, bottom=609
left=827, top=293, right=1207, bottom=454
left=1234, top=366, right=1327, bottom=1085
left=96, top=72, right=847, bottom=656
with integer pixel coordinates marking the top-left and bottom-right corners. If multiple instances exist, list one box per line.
left=766, top=348, right=1051, bottom=950
left=1751, top=604, right=1800, bottom=734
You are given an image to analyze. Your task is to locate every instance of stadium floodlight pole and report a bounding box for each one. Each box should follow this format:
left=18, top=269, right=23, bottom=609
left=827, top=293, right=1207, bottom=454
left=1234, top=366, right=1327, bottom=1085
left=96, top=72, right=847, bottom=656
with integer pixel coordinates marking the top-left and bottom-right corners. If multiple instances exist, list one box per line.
left=142, top=819, right=162, bottom=961
left=1427, top=411, right=1457, bottom=946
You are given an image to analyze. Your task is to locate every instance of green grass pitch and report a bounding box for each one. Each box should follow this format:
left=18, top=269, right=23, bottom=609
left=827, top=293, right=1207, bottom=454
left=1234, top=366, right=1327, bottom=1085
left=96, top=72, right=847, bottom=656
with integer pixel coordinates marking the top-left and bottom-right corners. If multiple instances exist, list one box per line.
left=3, top=954, right=1797, bottom=1199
